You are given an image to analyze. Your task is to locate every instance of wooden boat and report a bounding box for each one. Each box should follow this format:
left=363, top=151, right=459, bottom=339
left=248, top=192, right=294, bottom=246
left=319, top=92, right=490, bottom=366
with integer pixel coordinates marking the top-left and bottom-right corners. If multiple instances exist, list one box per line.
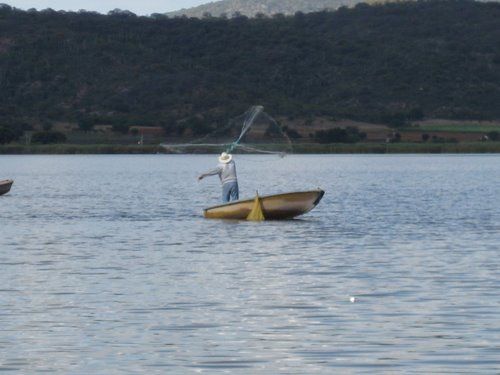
left=0, top=179, right=13, bottom=196
left=204, top=189, right=325, bottom=220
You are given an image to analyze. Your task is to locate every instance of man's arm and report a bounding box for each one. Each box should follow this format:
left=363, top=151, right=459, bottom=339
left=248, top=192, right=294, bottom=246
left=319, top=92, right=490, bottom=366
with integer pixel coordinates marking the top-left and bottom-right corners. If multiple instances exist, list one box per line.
left=198, top=166, right=222, bottom=181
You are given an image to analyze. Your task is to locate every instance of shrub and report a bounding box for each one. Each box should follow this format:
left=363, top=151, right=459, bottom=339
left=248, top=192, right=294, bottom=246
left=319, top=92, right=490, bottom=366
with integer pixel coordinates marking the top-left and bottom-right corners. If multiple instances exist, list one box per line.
left=408, top=107, right=424, bottom=121
left=112, top=124, right=130, bottom=134
left=41, top=121, right=53, bottom=131
left=78, top=117, right=95, bottom=132
left=487, top=131, right=499, bottom=141
left=286, top=128, right=302, bottom=139
left=32, top=131, right=67, bottom=144
left=0, top=126, right=19, bottom=144
left=314, top=127, right=367, bottom=143
left=187, top=117, right=211, bottom=136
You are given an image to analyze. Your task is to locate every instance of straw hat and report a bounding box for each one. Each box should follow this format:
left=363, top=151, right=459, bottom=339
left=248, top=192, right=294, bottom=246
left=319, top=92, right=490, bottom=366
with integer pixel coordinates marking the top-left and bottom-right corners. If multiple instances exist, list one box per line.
left=218, top=152, right=233, bottom=164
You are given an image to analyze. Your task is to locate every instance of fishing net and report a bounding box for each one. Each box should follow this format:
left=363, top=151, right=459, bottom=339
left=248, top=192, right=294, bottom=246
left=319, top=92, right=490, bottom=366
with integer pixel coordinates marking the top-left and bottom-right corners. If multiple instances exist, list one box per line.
left=160, top=106, right=292, bottom=156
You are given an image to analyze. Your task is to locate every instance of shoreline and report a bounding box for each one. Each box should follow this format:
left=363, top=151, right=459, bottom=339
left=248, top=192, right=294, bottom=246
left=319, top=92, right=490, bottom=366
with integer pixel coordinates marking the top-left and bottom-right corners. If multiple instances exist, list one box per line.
left=1, top=142, right=500, bottom=155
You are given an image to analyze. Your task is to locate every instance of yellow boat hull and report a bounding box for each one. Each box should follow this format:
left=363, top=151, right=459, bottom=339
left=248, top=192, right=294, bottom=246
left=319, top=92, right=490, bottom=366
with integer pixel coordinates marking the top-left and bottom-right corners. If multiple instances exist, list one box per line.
left=203, top=189, right=325, bottom=220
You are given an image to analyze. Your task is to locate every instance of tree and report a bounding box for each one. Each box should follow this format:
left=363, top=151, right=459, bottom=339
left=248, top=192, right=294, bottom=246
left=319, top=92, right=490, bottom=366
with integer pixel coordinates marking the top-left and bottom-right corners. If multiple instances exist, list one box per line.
left=0, top=120, right=28, bottom=144
left=0, top=1, right=499, bottom=135
left=112, top=124, right=130, bottom=134
left=42, top=121, right=53, bottom=131
left=0, top=127, right=18, bottom=144
left=286, top=128, right=301, bottom=139
left=315, top=127, right=367, bottom=143
left=186, top=117, right=211, bottom=136
left=408, top=108, right=424, bottom=121
left=487, top=131, right=499, bottom=141
left=78, top=117, right=94, bottom=132
left=32, top=131, right=67, bottom=144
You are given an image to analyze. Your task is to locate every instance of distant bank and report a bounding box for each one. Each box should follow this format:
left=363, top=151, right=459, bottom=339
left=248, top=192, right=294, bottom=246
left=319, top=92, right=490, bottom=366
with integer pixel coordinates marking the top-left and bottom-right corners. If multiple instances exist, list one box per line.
left=1, top=1, right=500, bottom=138
left=1, top=143, right=499, bottom=155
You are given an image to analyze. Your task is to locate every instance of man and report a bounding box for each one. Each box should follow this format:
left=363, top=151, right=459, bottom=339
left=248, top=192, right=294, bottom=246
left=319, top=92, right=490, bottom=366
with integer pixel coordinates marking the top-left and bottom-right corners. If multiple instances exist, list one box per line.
left=198, top=152, right=239, bottom=203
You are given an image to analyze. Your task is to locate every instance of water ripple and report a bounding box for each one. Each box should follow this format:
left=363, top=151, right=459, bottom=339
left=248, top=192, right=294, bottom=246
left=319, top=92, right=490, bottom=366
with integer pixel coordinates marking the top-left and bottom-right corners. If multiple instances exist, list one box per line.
left=1, top=155, right=499, bottom=373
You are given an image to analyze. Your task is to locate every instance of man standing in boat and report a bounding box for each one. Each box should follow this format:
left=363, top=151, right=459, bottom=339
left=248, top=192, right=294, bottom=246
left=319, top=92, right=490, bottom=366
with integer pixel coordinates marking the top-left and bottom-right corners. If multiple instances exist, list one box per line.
left=198, top=152, right=239, bottom=203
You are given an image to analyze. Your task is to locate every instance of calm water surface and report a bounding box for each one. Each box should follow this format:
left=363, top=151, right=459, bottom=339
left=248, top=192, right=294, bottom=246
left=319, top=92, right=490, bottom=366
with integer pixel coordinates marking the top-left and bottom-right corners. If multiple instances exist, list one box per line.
left=1, top=155, right=499, bottom=373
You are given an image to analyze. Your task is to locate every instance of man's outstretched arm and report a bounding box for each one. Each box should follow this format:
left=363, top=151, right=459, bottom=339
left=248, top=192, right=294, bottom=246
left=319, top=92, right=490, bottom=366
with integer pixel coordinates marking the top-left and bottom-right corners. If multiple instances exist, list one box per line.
left=198, top=166, right=222, bottom=181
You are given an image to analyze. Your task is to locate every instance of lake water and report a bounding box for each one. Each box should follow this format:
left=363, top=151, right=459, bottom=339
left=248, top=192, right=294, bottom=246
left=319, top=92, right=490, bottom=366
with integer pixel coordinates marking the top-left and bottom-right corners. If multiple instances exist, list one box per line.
left=1, top=154, right=499, bottom=373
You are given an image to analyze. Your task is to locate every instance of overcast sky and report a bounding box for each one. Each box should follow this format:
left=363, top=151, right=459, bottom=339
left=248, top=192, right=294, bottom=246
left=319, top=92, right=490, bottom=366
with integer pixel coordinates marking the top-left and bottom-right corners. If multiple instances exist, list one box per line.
left=4, top=0, right=210, bottom=14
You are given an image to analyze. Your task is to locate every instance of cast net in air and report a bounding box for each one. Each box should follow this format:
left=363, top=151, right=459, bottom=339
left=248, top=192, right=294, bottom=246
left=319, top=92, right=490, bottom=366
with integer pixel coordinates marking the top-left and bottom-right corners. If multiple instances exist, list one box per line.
left=160, top=106, right=293, bottom=156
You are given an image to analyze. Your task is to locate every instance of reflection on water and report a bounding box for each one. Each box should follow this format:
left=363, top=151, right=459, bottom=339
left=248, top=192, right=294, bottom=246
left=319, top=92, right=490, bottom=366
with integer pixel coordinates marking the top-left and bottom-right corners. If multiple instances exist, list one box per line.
left=1, top=155, right=499, bottom=373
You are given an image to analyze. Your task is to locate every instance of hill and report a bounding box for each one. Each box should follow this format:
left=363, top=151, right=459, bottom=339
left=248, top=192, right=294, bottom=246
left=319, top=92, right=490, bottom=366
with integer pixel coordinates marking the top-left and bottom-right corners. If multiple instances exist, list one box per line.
left=167, top=0, right=499, bottom=18
left=0, top=1, right=499, bottom=140
left=167, top=0, right=358, bottom=18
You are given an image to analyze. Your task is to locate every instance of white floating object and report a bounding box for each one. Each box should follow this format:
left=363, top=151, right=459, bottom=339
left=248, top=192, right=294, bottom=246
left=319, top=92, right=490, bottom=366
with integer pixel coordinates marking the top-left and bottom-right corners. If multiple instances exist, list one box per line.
left=350, top=296, right=357, bottom=303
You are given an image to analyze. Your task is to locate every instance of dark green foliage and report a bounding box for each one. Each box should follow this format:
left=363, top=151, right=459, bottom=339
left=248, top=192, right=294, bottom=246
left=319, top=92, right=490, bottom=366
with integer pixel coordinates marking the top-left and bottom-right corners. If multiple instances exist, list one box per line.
left=0, top=120, right=28, bottom=144
left=487, top=131, right=499, bottom=141
left=265, top=124, right=282, bottom=136
left=392, top=132, right=402, bottom=143
left=270, top=124, right=301, bottom=139
left=408, top=108, right=425, bottom=121
left=185, top=117, right=213, bottom=136
left=0, top=126, right=18, bottom=144
left=0, top=1, right=499, bottom=136
left=32, top=131, right=67, bottom=144
left=375, top=108, right=425, bottom=127
left=285, top=128, right=302, bottom=139
left=314, top=127, right=366, bottom=143
left=78, top=117, right=95, bottom=132
left=41, top=121, right=53, bottom=131
left=111, top=124, right=130, bottom=134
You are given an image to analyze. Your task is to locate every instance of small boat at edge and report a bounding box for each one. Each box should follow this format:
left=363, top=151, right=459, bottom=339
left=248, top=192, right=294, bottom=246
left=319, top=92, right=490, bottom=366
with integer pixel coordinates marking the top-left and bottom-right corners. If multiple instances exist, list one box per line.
left=0, top=179, right=13, bottom=196
left=204, top=189, right=325, bottom=220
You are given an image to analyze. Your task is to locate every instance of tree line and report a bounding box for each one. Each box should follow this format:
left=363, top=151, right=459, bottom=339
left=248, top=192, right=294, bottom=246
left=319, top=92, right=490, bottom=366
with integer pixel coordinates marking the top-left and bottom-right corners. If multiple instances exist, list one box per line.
left=0, top=0, right=499, bottom=143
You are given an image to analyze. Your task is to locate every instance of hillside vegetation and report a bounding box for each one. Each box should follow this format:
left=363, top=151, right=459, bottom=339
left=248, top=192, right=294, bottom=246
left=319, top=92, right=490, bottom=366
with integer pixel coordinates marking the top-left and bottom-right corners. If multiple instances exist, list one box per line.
left=0, top=1, right=499, bottom=139
left=168, top=0, right=498, bottom=18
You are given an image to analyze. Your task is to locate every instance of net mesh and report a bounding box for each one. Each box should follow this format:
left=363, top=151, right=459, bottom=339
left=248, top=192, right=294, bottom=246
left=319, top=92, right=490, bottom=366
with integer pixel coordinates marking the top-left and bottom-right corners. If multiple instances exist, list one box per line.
left=160, top=106, right=292, bottom=156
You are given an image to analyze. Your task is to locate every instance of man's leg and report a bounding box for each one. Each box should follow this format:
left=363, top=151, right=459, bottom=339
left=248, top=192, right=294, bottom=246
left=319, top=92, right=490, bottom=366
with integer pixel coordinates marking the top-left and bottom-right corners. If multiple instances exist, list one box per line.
left=222, top=183, right=231, bottom=203
left=230, top=182, right=239, bottom=201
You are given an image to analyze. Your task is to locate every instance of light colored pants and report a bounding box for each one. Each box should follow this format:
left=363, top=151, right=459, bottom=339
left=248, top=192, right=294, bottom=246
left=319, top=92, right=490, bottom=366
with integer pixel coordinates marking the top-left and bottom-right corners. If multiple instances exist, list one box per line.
left=222, top=181, right=239, bottom=203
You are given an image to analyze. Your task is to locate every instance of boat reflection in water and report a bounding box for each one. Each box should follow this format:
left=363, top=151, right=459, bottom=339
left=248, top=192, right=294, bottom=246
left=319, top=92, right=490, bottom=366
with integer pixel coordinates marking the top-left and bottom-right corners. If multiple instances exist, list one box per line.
left=204, top=189, right=325, bottom=220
